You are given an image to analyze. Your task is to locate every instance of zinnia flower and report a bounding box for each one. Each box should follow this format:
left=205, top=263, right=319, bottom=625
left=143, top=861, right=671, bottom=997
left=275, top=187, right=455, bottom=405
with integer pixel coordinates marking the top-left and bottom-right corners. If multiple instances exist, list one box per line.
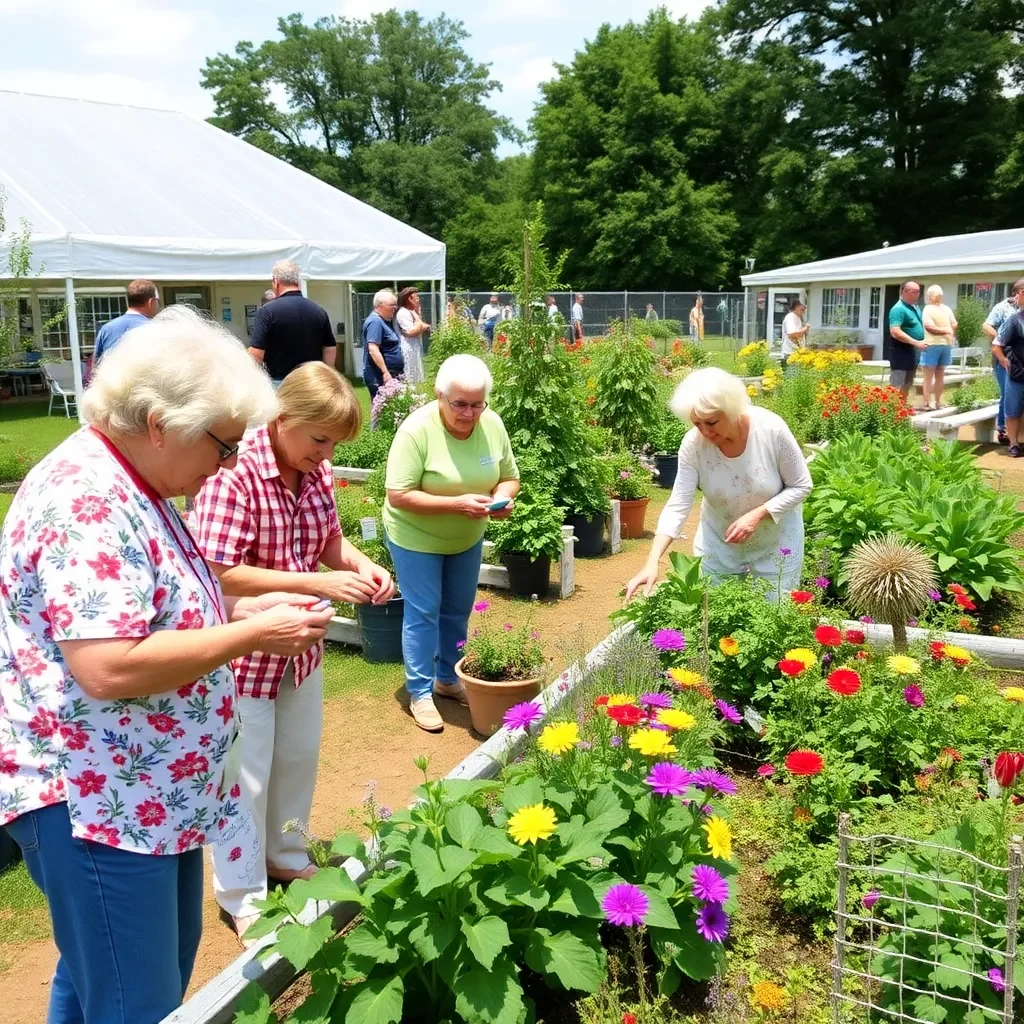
left=813, top=577, right=831, bottom=590
left=786, top=648, right=817, bottom=669
left=702, top=815, right=733, bottom=860
left=827, top=669, right=861, bottom=696
left=844, top=629, right=865, bottom=645
left=929, top=641, right=946, bottom=660
left=778, top=658, right=807, bottom=678
left=503, top=702, right=544, bottom=731
left=656, top=709, right=696, bottom=731
left=953, top=592, right=976, bottom=611
left=785, top=750, right=825, bottom=776
left=645, top=762, right=693, bottom=797
left=903, top=684, right=925, bottom=708
left=715, top=699, right=742, bottom=724
left=507, top=803, right=557, bottom=845
left=1003, top=687, right=1024, bottom=704
left=622, top=1015, right=637, bottom=1024
left=862, top=889, right=880, bottom=910
left=988, top=967, right=1006, bottom=994
left=629, top=729, right=677, bottom=757
left=994, top=752, right=1024, bottom=788
left=948, top=583, right=967, bottom=597
left=607, top=704, right=645, bottom=727
left=668, top=667, right=703, bottom=688
left=790, top=590, right=813, bottom=605
left=651, top=628, right=686, bottom=652
left=601, top=883, right=649, bottom=926
left=757, top=764, right=775, bottom=778
left=640, top=692, right=673, bottom=710
left=607, top=693, right=637, bottom=707
left=473, top=600, right=490, bottom=613
left=750, top=982, right=788, bottom=1011
left=537, top=721, right=580, bottom=755
left=719, top=636, right=739, bottom=656
left=691, top=864, right=730, bottom=904
left=691, top=767, right=738, bottom=797
left=927, top=588, right=942, bottom=601
left=695, top=902, right=729, bottom=942
left=887, top=655, right=920, bottom=676
left=814, top=625, right=843, bottom=647
left=594, top=695, right=610, bottom=708
left=942, top=644, right=971, bottom=666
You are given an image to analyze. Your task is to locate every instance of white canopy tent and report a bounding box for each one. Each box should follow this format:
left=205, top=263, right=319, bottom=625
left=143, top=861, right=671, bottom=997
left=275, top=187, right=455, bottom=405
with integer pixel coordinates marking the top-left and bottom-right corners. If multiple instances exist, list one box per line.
left=0, top=89, right=446, bottom=401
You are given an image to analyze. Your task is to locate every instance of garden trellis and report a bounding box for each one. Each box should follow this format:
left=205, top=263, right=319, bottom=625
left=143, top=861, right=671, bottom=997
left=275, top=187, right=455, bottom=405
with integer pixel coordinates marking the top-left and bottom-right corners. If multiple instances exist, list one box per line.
left=832, top=812, right=1023, bottom=1023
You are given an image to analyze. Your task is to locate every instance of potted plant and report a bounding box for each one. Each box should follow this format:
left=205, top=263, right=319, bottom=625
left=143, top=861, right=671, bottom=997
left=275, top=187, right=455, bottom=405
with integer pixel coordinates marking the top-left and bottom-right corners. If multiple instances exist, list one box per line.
left=560, top=445, right=612, bottom=557
left=649, top=413, right=687, bottom=490
left=490, top=490, right=566, bottom=598
left=455, top=602, right=545, bottom=736
left=609, top=450, right=653, bottom=538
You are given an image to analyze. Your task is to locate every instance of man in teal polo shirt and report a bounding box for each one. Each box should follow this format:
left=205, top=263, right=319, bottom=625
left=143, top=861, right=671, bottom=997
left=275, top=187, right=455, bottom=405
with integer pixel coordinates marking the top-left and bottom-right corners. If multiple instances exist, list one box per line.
left=887, top=280, right=928, bottom=401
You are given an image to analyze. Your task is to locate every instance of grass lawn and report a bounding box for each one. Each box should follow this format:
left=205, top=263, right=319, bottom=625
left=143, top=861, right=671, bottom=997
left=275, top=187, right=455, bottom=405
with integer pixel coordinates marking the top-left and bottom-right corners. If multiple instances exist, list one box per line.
left=0, top=400, right=79, bottom=484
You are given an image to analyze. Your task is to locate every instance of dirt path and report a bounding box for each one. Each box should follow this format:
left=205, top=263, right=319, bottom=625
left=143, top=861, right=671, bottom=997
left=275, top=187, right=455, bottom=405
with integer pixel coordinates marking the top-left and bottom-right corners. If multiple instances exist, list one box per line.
left=0, top=492, right=697, bottom=1023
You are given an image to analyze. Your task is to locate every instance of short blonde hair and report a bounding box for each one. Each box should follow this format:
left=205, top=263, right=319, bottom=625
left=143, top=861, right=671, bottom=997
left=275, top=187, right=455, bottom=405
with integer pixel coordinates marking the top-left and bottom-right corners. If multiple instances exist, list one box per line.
left=435, top=354, right=492, bottom=397
left=276, top=362, right=361, bottom=441
left=82, top=305, right=277, bottom=441
left=272, top=259, right=301, bottom=286
left=926, top=284, right=944, bottom=301
left=669, top=367, right=749, bottom=423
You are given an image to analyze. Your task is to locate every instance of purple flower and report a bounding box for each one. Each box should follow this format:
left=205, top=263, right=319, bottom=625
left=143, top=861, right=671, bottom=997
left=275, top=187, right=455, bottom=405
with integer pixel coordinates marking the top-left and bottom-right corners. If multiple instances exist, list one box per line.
left=822, top=653, right=833, bottom=666
left=473, top=600, right=490, bottom=613
left=928, top=588, right=942, bottom=602
left=456, top=640, right=466, bottom=650
left=502, top=622, right=513, bottom=632
left=503, top=702, right=544, bottom=731
left=813, top=576, right=831, bottom=589
left=715, top=699, right=742, bottom=724
left=757, top=764, right=775, bottom=778
left=601, top=883, right=649, bottom=927
left=907, top=618, right=918, bottom=628
left=641, top=692, right=673, bottom=709
left=988, top=967, right=1005, bottom=994
left=779, top=547, right=792, bottom=557
left=695, top=902, right=729, bottom=942
left=609, top=735, right=622, bottom=747
left=859, top=615, right=875, bottom=624
left=649, top=721, right=671, bottom=732
left=691, top=767, right=738, bottom=797
left=645, top=762, right=693, bottom=797
left=651, top=629, right=686, bottom=653
left=862, top=889, right=880, bottom=910
left=691, top=864, right=730, bottom=904
left=378, top=806, right=393, bottom=821
left=903, top=684, right=925, bottom=709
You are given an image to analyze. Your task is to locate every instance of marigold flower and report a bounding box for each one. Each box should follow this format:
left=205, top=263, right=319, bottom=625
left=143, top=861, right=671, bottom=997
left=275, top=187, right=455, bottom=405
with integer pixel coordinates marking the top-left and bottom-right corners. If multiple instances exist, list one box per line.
left=702, top=815, right=733, bottom=860
left=668, top=667, right=703, bottom=688
left=790, top=590, right=814, bottom=604
left=1005, top=687, right=1024, bottom=704
left=628, top=728, right=677, bottom=757
left=778, top=658, right=807, bottom=678
left=507, top=803, right=557, bottom=845
left=887, top=655, right=920, bottom=676
left=719, top=636, right=740, bottom=656
left=785, top=648, right=817, bottom=669
left=814, top=624, right=844, bottom=647
left=607, top=704, right=645, bottom=727
left=785, top=749, right=824, bottom=776
left=914, top=772, right=933, bottom=792
left=750, top=982, right=788, bottom=1011
left=827, top=668, right=861, bottom=696
left=537, top=721, right=580, bottom=755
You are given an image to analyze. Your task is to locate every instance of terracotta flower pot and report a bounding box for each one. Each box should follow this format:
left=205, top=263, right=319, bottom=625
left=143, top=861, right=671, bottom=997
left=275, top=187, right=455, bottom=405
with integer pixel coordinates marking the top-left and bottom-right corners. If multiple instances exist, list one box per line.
left=618, top=497, right=650, bottom=539
left=455, top=657, right=542, bottom=737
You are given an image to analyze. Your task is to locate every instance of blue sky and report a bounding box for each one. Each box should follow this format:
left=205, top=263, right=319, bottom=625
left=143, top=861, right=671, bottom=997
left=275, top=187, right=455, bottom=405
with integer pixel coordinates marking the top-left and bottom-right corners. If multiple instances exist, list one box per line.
left=0, top=0, right=710, bottom=155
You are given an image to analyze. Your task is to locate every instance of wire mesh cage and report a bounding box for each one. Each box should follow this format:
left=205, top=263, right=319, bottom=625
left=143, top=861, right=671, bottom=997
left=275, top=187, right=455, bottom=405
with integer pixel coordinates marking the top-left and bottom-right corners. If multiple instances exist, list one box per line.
left=832, top=812, right=1022, bottom=1024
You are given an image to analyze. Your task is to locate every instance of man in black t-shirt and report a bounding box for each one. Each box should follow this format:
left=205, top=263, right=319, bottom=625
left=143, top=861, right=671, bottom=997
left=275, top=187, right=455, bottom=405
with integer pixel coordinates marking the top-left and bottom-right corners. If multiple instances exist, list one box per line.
left=248, top=260, right=336, bottom=385
left=992, top=277, right=1024, bottom=456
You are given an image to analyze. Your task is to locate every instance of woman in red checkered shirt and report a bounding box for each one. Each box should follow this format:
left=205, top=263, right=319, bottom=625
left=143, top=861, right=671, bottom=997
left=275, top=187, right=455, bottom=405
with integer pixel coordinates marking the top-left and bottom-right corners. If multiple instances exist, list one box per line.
left=191, top=362, right=395, bottom=941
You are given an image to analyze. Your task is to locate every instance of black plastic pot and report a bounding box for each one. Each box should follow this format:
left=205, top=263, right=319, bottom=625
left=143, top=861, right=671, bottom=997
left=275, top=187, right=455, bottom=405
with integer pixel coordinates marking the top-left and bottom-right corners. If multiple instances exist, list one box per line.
left=356, top=597, right=405, bottom=664
left=654, top=454, right=678, bottom=490
left=502, top=553, right=551, bottom=599
left=0, top=826, right=19, bottom=872
left=566, top=513, right=605, bottom=557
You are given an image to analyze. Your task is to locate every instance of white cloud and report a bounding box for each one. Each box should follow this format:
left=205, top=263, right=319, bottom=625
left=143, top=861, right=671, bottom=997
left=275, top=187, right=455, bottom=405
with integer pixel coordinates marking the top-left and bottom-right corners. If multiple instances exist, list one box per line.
left=335, top=0, right=393, bottom=19
left=499, top=56, right=557, bottom=93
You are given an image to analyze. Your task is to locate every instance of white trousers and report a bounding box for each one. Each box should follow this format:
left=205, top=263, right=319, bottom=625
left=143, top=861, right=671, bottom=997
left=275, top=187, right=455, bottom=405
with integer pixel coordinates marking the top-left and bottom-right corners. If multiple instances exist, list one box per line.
left=212, top=664, right=323, bottom=920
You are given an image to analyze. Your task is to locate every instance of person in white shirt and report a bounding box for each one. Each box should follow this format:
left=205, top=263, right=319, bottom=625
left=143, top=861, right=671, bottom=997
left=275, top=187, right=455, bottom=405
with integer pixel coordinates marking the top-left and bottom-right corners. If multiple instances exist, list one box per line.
left=545, top=295, right=559, bottom=322
left=396, top=286, right=430, bottom=383
left=478, top=294, right=502, bottom=350
left=571, top=293, right=584, bottom=342
left=625, top=367, right=812, bottom=602
left=781, top=300, right=808, bottom=367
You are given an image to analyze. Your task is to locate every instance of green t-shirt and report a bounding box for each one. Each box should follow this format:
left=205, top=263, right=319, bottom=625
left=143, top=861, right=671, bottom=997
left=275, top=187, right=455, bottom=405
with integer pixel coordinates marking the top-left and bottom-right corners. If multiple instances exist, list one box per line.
left=383, top=401, right=519, bottom=554
left=888, top=300, right=925, bottom=341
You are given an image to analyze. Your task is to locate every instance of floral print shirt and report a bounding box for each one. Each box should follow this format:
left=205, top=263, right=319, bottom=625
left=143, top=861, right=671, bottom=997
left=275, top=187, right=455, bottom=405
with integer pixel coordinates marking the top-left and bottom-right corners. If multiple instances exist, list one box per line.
left=0, top=427, right=241, bottom=855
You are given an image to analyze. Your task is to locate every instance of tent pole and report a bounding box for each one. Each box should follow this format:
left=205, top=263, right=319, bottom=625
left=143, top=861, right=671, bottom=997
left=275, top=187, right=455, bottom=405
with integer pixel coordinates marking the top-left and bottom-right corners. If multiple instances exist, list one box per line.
left=430, top=280, right=437, bottom=334
left=440, top=274, right=447, bottom=321
left=65, top=278, right=85, bottom=423
left=300, top=277, right=308, bottom=298
left=345, top=284, right=356, bottom=379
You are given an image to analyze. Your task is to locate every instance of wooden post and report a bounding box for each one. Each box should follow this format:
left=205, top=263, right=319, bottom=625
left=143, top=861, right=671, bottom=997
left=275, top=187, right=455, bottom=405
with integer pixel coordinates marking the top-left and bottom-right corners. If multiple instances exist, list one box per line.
left=609, top=500, right=622, bottom=554
left=559, top=525, right=575, bottom=599
left=1004, top=834, right=1022, bottom=1023
left=832, top=812, right=852, bottom=1023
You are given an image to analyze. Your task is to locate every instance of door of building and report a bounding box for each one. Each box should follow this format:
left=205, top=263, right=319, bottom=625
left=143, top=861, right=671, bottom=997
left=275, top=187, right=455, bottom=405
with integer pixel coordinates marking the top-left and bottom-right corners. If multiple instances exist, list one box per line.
left=881, top=284, right=902, bottom=362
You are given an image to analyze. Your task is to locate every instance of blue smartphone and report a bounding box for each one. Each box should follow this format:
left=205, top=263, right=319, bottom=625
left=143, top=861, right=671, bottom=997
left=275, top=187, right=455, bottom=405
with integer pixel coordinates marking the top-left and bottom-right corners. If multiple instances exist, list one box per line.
left=487, top=497, right=510, bottom=512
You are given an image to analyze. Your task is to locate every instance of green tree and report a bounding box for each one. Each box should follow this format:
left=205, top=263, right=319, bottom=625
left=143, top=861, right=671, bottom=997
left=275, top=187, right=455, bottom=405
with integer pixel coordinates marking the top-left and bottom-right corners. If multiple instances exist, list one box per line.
left=201, top=10, right=518, bottom=241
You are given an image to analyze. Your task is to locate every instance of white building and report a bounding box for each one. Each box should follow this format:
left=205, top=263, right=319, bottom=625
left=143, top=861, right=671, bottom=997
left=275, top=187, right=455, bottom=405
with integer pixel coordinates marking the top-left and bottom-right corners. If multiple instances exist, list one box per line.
left=0, top=90, right=446, bottom=399
left=741, top=229, right=1024, bottom=357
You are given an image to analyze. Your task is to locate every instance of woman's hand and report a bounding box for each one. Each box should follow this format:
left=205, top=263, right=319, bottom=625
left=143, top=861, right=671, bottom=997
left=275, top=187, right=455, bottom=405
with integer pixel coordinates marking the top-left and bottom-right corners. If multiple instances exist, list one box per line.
left=452, top=494, right=494, bottom=519
left=231, top=593, right=325, bottom=619
left=360, top=562, right=396, bottom=605
left=317, top=571, right=379, bottom=604
left=625, top=565, right=660, bottom=601
left=249, top=603, right=334, bottom=656
left=724, top=506, right=766, bottom=544
left=487, top=496, right=515, bottom=520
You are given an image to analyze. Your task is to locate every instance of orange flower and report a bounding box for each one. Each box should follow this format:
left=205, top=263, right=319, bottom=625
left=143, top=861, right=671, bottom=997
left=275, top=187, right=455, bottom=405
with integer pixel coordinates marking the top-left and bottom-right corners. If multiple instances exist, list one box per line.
left=719, top=636, right=740, bottom=656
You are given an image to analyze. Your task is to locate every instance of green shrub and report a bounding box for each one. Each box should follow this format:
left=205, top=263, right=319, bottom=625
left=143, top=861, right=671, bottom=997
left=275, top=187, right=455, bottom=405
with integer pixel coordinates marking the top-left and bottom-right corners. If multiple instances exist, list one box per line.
left=954, top=295, right=987, bottom=345
left=589, top=324, right=660, bottom=448
left=607, top=450, right=653, bottom=501
left=951, top=372, right=1000, bottom=410
left=489, top=488, right=566, bottom=561
left=424, top=312, right=487, bottom=383
left=648, top=408, right=688, bottom=455
left=333, top=428, right=391, bottom=469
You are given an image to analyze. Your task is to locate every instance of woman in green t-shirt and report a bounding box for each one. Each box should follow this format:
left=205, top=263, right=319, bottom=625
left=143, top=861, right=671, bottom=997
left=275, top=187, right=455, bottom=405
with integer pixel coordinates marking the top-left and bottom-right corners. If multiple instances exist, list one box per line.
left=384, top=355, right=520, bottom=732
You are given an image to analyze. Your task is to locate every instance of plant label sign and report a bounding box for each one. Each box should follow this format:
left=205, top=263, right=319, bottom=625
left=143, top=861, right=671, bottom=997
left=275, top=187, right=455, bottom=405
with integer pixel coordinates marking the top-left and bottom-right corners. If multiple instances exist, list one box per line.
left=360, top=517, right=378, bottom=542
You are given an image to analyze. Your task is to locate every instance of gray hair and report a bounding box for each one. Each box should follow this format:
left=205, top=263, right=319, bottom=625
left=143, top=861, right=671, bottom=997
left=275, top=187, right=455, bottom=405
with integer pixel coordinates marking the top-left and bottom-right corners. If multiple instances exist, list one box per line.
left=435, top=354, right=493, bottom=397
left=373, top=288, right=397, bottom=309
left=669, top=367, right=749, bottom=423
left=82, top=305, right=278, bottom=442
left=271, top=259, right=301, bottom=286
left=926, top=284, right=944, bottom=301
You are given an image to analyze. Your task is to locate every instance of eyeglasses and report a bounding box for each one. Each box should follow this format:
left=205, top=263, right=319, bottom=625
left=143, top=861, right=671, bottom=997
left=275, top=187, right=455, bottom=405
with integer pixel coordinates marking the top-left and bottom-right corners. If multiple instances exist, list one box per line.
left=207, top=430, right=239, bottom=462
left=444, top=395, right=488, bottom=413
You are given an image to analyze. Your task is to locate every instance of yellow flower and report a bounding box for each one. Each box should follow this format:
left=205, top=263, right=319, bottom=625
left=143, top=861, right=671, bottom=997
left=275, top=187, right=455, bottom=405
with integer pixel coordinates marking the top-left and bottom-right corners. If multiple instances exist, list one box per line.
left=656, top=709, right=696, bottom=731
left=952, top=693, right=970, bottom=707
left=887, top=655, right=920, bottom=676
left=750, top=981, right=789, bottom=1012
left=702, top=815, right=733, bottom=860
left=719, top=636, right=740, bottom=656
left=942, top=644, right=971, bottom=663
left=793, top=807, right=813, bottom=824
left=1004, top=687, right=1024, bottom=704
left=747, top=385, right=758, bottom=397
left=668, top=667, right=703, bottom=688
left=607, top=693, right=636, bottom=708
left=507, top=803, right=558, bottom=845
left=537, top=721, right=580, bottom=755
left=628, top=729, right=678, bottom=757
left=785, top=648, right=816, bottom=669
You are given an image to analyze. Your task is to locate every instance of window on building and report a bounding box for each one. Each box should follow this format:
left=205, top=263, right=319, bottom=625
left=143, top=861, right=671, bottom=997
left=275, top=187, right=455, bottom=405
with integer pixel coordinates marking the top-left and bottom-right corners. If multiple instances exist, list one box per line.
left=821, top=287, right=861, bottom=327
left=36, top=294, right=128, bottom=360
left=956, top=282, right=995, bottom=309
left=868, top=286, right=881, bottom=329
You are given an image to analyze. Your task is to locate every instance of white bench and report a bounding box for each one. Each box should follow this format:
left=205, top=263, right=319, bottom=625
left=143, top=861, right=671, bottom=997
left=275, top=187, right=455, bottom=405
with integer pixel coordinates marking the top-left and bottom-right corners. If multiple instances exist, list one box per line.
left=951, top=346, right=985, bottom=368
left=43, top=362, right=77, bottom=417
left=922, top=402, right=1000, bottom=442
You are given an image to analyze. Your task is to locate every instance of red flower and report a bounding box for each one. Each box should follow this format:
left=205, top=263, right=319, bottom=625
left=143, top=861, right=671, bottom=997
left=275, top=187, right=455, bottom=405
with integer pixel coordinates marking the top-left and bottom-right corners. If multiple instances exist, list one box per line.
left=844, top=629, right=866, bottom=646
left=106, top=612, right=149, bottom=637
left=953, top=592, right=976, bottom=611
left=814, top=625, right=843, bottom=648
left=940, top=748, right=963, bottom=763
left=230, top=783, right=241, bottom=799
left=168, top=751, right=209, bottom=783
left=594, top=695, right=610, bottom=708
left=855, top=650, right=869, bottom=660
left=84, top=823, right=121, bottom=846
left=135, top=799, right=167, bottom=827
left=70, top=770, right=107, bottom=796
left=790, top=590, right=814, bottom=605
left=147, top=712, right=179, bottom=734
left=785, top=750, right=825, bottom=776
left=607, top=704, right=645, bottom=727
left=778, top=659, right=807, bottom=678
left=827, top=669, right=861, bottom=696
left=930, top=641, right=946, bottom=660
left=948, top=584, right=967, bottom=597
left=228, top=846, right=243, bottom=862
left=41, top=600, right=73, bottom=634
left=176, top=608, right=205, bottom=631
left=86, top=551, right=122, bottom=581
left=175, top=828, right=206, bottom=854
left=215, top=695, right=234, bottom=725
left=623, top=1015, right=637, bottom=1024
left=59, top=723, right=89, bottom=750
left=27, top=707, right=58, bottom=738
left=994, top=752, right=1024, bottom=788
left=148, top=537, right=163, bottom=567
left=70, top=495, right=111, bottom=524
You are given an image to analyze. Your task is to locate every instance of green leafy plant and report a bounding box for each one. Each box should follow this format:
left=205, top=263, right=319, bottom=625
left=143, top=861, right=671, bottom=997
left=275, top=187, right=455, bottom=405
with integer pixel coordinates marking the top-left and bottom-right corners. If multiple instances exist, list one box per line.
left=333, top=428, right=391, bottom=469
left=648, top=409, right=688, bottom=456
left=658, top=338, right=710, bottom=371
left=736, top=342, right=771, bottom=376
left=608, top=450, right=652, bottom=501
left=460, top=600, right=544, bottom=680
left=425, top=314, right=487, bottom=384
left=951, top=372, right=1000, bottom=411
left=489, top=489, right=566, bottom=561
left=589, top=323, right=660, bottom=448
left=953, top=295, right=987, bottom=346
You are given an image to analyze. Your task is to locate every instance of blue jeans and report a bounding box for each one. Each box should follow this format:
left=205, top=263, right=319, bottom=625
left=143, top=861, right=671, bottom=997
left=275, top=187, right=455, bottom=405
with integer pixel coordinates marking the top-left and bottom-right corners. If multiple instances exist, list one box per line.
left=387, top=538, right=483, bottom=698
left=994, top=358, right=1007, bottom=432
left=6, top=802, right=203, bottom=1024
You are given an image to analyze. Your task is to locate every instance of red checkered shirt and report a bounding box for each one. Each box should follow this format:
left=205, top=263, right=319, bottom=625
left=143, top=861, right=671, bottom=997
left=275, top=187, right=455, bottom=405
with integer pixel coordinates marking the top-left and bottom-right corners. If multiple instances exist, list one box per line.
left=191, top=425, right=341, bottom=699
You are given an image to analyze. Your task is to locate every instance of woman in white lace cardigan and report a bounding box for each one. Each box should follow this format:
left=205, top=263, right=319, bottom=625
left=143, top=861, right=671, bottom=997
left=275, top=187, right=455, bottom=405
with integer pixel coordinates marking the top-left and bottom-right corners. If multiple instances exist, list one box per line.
left=626, top=368, right=812, bottom=601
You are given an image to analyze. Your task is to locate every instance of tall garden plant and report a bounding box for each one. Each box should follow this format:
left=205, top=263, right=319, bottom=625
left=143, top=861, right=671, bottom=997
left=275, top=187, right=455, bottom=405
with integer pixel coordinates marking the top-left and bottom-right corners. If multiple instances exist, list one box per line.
left=590, top=321, right=660, bottom=449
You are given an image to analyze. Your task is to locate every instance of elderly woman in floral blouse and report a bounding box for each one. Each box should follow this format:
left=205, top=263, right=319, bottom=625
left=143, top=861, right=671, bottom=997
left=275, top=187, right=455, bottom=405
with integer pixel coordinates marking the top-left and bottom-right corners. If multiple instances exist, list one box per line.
left=0, top=306, right=332, bottom=1024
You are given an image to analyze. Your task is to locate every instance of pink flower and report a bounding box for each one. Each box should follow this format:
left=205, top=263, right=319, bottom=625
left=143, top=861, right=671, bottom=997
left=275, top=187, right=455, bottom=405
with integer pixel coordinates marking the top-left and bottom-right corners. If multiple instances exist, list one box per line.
left=903, top=685, right=925, bottom=709
left=757, top=764, right=775, bottom=778
left=473, top=600, right=490, bottom=613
